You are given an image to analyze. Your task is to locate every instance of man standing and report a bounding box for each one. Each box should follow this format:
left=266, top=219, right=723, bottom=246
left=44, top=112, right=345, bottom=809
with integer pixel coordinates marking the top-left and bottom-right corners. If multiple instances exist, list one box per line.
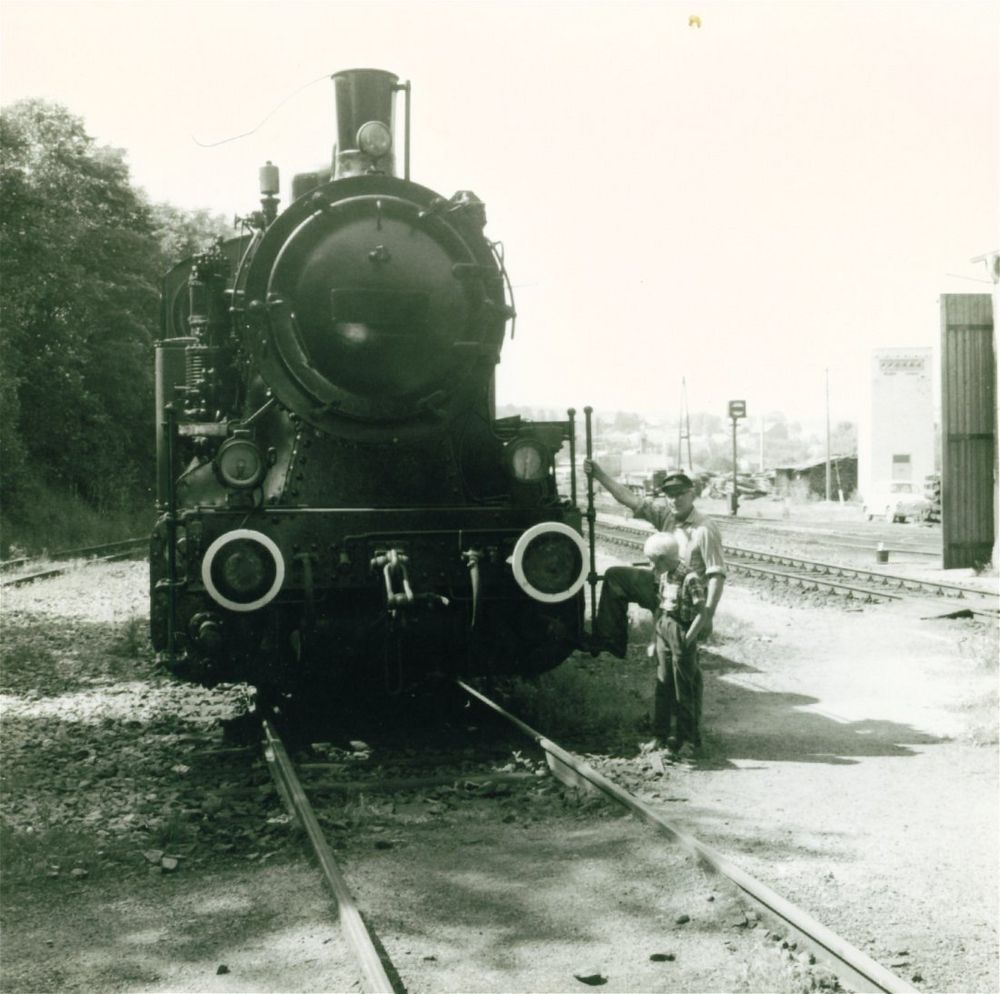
left=582, top=462, right=726, bottom=657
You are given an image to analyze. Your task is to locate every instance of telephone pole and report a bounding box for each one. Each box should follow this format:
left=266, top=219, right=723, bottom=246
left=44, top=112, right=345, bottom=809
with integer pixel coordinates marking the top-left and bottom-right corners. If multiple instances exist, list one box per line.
left=825, top=368, right=832, bottom=502
left=676, top=377, right=692, bottom=470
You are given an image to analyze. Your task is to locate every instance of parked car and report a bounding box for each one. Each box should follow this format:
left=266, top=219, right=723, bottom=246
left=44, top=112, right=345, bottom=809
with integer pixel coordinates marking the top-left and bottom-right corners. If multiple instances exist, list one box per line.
left=863, top=482, right=932, bottom=523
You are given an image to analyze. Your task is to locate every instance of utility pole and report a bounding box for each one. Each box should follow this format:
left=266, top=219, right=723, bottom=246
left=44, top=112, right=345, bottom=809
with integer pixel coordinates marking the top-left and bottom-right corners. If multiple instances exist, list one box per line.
left=677, top=377, right=692, bottom=470
left=758, top=415, right=765, bottom=473
left=728, top=400, right=747, bottom=516
left=825, top=368, right=832, bottom=502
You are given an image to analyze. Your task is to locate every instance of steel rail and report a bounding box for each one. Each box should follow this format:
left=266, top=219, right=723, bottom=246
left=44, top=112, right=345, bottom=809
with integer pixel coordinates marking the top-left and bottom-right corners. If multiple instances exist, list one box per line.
left=457, top=680, right=918, bottom=994
left=726, top=547, right=995, bottom=600
left=723, top=559, right=903, bottom=602
left=596, top=523, right=996, bottom=604
left=0, top=536, right=146, bottom=573
left=262, top=721, right=396, bottom=994
left=0, top=566, right=69, bottom=588
left=598, top=525, right=895, bottom=600
left=597, top=513, right=942, bottom=560
left=0, top=548, right=142, bottom=589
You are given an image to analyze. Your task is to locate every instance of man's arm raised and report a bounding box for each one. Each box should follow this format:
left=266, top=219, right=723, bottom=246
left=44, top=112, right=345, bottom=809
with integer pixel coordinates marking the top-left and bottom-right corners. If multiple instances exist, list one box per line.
left=584, top=459, right=644, bottom=511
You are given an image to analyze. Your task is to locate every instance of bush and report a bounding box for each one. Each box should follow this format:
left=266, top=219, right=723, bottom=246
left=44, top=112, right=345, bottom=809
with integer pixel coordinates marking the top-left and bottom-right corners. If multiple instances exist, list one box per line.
left=0, top=474, right=152, bottom=558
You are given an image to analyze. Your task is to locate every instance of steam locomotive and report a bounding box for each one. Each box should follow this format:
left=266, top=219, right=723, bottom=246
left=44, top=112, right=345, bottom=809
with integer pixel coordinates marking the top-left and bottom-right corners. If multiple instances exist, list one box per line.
left=150, top=69, right=590, bottom=700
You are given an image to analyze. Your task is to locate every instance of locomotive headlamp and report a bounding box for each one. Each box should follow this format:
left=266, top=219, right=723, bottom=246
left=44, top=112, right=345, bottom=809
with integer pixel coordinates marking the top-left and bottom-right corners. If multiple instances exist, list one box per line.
left=214, top=436, right=265, bottom=490
left=202, top=529, right=285, bottom=612
left=510, top=522, right=588, bottom=603
left=505, top=438, right=549, bottom=483
left=357, top=120, right=392, bottom=158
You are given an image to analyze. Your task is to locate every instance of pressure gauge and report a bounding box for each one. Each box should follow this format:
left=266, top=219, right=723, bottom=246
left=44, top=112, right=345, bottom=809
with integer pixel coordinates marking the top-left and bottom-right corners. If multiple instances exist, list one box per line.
left=506, top=439, right=549, bottom=483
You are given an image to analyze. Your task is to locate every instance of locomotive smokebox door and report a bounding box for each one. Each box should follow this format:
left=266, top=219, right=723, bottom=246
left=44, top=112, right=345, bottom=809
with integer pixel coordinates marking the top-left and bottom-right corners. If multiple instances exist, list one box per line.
left=241, top=177, right=506, bottom=436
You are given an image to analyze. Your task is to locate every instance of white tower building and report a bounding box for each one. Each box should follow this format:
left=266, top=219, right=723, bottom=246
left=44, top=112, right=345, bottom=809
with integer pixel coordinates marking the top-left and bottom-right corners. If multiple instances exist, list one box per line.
left=858, top=347, right=935, bottom=503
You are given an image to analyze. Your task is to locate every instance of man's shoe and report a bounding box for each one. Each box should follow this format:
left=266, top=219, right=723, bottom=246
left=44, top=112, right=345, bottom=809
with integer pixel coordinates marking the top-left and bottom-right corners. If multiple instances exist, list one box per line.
left=675, top=741, right=698, bottom=763
left=578, top=634, right=624, bottom=658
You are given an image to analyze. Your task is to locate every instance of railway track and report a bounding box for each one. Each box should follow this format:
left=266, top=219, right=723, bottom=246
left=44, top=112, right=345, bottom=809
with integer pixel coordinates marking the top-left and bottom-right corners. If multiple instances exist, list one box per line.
left=594, top=501, right=943, bottom=560
left=0, top=537, right=147, bottom=588
left=596, top=521, right=998, bottom=617
left=713, top=513, right=941, bottom=558
left=262, top=686, right=919, bottom=994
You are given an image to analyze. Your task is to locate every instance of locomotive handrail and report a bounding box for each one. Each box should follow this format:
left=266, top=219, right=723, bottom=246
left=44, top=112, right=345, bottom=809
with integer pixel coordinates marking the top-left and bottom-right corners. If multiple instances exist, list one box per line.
left=164, top=404, right=179, bottom=669
left=383, top=76, right=411, bottom=182
left=584, top=407, right=598, bottom=621
left=489, top=240, right=517, bottom=339
left=567, top=407, right=578, bottom=506
left=237, top=396, right=278, bottom=428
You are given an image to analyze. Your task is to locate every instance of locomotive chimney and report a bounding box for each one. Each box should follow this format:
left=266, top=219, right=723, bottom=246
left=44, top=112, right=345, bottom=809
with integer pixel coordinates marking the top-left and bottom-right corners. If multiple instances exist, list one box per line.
left=331, top=68, right=400, bottom=179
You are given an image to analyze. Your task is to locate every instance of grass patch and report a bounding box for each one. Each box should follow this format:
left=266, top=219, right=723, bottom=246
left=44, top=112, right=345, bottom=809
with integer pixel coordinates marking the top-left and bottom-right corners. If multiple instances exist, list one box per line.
left=0, top=640, right=81, bottom=696
left=0, top=482, right=152, bottom=559
left=0, top=618, right=150, bottom=694
left=499, top=613, right=659, bottom=749
left=147, top=808, right=200, bottom=854
left=0, top=822, right=135, bottom=889
left=504, top=661, right=651, bottom=741
left=111, top=614, right=150, bottom=659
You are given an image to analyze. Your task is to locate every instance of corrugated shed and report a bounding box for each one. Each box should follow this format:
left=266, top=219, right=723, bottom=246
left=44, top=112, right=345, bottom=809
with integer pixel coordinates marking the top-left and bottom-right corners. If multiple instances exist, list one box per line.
left=940, top=294, right=995, bottom=568
left=773, top=457, right=857, bottom=498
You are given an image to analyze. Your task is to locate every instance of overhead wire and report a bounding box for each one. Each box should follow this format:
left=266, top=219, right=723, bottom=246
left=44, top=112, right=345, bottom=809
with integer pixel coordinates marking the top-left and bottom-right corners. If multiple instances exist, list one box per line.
left=192, top=73, right=332, bottom=148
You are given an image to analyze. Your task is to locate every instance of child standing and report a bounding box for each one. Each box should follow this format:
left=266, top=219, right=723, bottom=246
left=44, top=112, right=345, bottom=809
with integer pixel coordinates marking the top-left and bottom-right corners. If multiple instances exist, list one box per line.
left=642, top=532, right=707, bottom=760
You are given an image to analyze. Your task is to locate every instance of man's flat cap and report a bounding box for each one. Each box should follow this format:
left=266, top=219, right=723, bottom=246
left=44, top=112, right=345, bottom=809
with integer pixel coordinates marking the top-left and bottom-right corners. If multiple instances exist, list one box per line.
left=661, top=472, right=694, bottom=493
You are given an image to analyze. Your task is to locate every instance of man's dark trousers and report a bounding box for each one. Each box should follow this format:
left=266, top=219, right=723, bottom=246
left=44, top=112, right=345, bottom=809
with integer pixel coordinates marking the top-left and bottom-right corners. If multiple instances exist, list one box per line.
left=592, top=566, right=658, bottom=657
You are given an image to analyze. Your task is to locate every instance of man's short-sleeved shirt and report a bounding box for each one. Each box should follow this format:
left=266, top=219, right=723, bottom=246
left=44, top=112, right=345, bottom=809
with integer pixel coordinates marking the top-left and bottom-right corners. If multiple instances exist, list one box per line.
left=633, top=500, right=727, bottom=580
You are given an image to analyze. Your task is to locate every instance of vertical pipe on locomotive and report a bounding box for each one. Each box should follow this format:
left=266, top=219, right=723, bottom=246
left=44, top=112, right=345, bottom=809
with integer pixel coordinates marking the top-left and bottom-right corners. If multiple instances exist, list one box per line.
left=584, top=406, right=597, bottom=621
left=568, top=407, right=577, bottom=505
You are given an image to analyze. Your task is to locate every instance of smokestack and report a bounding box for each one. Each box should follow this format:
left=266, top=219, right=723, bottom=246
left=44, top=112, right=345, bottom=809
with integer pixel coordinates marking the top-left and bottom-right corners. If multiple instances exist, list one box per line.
left=331, top=68, right=399, bottom=179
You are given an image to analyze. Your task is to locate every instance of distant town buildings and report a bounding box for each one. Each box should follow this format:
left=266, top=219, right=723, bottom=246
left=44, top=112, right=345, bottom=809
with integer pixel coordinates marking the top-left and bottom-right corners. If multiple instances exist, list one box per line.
left=858, top=347, right=935, bottom=504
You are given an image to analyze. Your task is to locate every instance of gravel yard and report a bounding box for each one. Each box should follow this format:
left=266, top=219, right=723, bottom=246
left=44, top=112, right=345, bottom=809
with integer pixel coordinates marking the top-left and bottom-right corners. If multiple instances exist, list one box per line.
left=1, top=520, right=997, bottom=993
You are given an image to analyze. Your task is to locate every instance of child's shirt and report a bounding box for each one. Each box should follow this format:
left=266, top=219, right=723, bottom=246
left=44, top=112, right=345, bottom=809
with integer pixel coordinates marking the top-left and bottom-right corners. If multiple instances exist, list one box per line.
left=656, top=562, right=706, bottom=625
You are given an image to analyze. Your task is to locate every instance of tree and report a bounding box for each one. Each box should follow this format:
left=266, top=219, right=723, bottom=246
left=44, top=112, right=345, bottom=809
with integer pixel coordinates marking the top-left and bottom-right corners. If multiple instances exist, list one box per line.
left=1, top=100, right=161, bottom=510
left=0, top=99, right=228, bottom=516
left=830, top=420, right=857, bottom=456
left=149, top=202, right=231, bottom=263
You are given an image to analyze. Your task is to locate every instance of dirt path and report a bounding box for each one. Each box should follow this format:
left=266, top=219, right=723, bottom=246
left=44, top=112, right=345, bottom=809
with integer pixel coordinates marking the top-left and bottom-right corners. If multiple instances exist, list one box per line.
left=1, top=540, right=996, bottom=993
left=688, top=585, right=999, bottom=992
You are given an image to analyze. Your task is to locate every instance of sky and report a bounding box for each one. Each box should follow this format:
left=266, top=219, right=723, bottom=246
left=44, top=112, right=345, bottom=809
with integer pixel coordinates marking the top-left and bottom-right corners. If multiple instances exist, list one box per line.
left=2, top=0, right=997, bottom=427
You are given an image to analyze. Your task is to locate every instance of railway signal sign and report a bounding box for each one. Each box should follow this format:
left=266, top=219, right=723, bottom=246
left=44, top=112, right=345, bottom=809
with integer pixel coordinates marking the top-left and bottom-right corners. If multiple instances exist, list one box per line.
left=727, top=401, right=746, bottom=516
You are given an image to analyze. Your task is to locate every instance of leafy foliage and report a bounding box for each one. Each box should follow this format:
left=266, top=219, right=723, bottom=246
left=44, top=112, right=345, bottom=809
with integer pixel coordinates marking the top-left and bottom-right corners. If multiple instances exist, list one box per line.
left=0, top=99, right=229, bottom=543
